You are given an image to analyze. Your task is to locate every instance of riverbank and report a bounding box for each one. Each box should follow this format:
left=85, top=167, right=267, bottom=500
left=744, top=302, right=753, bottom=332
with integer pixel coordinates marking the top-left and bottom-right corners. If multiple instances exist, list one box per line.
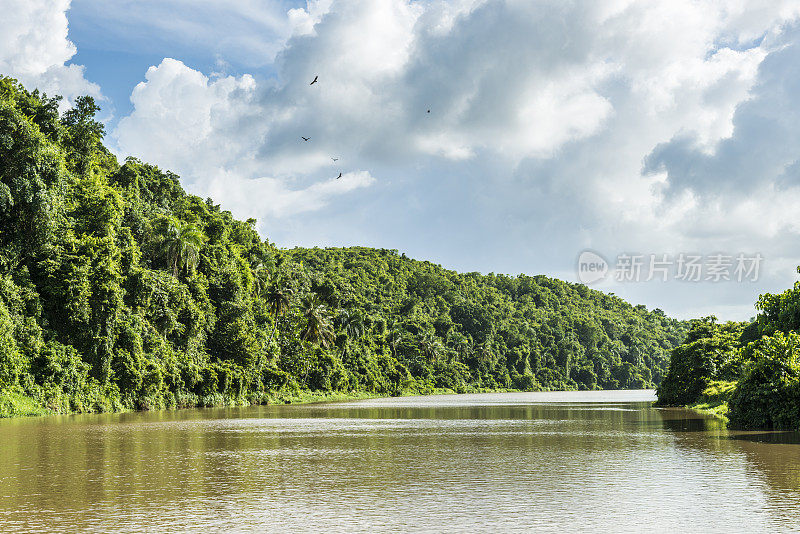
left=0, top=388, right=382, bottom=419
left=686, top=400, right=729, bottom=421
left=0, top=390, right=53, bottom=418
left=671, top=380, right=735, bottom=422
left=0, top=385, right=527, bottom=419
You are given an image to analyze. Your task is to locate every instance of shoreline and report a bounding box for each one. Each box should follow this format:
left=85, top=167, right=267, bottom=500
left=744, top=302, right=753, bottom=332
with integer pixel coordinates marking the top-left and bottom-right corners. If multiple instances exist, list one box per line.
left=0, top=385, right=641, bottom=420
left=685, top=400, right=730, bottom=422
left=0, top=387, right=506, bottom=420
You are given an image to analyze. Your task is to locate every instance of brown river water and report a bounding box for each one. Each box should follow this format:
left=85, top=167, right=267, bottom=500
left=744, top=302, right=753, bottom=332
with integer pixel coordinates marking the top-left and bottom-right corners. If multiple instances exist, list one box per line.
left=1, top=390, right=799, bottom=533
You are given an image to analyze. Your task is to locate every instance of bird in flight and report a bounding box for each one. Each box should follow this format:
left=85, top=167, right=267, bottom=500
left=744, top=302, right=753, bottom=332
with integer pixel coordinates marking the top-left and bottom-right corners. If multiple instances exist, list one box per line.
left=310, top=75, right=318, bottom=85
left=336, top=172, right=342, bottom=179
left=427, top=109, right=431, bottom=113
left=301, top=136, right=310, bottom=142
left=331, top=157, right=339, bottom=162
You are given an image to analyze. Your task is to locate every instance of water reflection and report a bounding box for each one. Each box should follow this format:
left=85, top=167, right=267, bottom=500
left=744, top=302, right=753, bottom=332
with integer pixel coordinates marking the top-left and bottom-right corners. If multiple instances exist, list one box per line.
left=0, top=390, right=798, bottom=533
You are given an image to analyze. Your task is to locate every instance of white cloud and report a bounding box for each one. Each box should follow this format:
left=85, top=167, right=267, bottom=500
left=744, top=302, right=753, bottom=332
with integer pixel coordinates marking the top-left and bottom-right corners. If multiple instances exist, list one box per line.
left=0, top=0, right=100, bottom=107
left=114, top=58, right=376, bottom=227
left=116, top=58, right=260, bottom=171
left=109, top=0, right=800, bottom=319
left=207, top=170, right=376, bottom=219
left=288, top=0, right=335, bottom=37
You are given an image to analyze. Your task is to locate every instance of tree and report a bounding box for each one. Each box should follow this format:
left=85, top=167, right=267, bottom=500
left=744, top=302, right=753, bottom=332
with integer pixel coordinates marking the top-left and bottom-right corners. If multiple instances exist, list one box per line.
left=61, top=96, right=105, bottom=176
left=385, top=325, right=403, bottom=359
left=656, top=318, right=744, bottom=406
left=457, top=338, right=474, bottom=362
left=163, top=220, right=204, bottom=278
left=251, top=260, right=273, bottom=297
left=420, top=333, right=443, bottom=363
left=728, top=332, right=800, bottom=430
left=265, top=278, right=293, bottom=342
left=298, top=293, right=334, bottom=384
left=301, top=293, right=334, bottom=348
left=337, top=309, right=365, bottom=359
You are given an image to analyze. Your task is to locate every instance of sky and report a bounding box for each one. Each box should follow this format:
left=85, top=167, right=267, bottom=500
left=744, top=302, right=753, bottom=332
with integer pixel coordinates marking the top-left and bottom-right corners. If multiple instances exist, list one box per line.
left=3, top=0, right=800, bottom=321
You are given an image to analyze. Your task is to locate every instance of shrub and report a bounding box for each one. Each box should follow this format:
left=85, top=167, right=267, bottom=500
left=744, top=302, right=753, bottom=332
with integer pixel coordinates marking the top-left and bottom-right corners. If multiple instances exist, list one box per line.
left=728, top=332, right=800, bottom=430
left=656, top=319, right=743, bottom=405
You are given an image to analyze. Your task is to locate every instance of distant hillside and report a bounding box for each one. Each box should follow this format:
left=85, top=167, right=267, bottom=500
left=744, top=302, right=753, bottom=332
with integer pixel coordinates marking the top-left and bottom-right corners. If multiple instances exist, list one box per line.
left=0, top=77, right=688, bottom=417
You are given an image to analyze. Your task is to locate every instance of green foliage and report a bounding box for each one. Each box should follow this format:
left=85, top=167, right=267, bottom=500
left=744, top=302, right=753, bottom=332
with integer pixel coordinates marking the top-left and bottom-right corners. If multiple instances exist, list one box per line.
left=658, top=268, right=800, bottom=429
left=0, top=389, right=50, bottom=418
left=700, top=380, right=737, bottom=402
left=683, top=380, right=737, bottom=420
left=656, top=317, right=744, bottom=406
left=747, top=274, right=800, bottom=339
left=289, top=248, right=689, bottom=392
left=0, top=78, right=690, bottom=417
left=728, top=332, right=800, bottom=430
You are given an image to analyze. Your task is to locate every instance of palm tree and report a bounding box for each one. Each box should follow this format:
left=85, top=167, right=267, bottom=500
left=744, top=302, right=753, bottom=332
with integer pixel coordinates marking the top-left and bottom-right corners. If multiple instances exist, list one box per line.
left=456, top=337, right=474, bottom=362
left=474, top=342, right=495, bottom=368
left=165, top=221, right=204, bottom=277
left=256, top=278, right=293, bottom=375
left=299, top=293, right=334, bottom=384
left=343, top=310, right=366, bottom=340
left=265, top=279, right=293, bottom=342
left=301, top=293, right=334, bottom=348
left=251, top=258, right=276, bottom=297
left=420, top=333, right=443, bottom=363
left=385, top=326, right=403, bottom=359
left=337, top=309, right=365, bottom=359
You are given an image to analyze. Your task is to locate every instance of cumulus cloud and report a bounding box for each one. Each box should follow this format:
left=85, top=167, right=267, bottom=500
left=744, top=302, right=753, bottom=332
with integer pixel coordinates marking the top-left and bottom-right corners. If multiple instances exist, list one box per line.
left=288, top=0, right=335, bottom=37
left=645, top=26, right=800, bottom=198
left=117, top=1, right=796, bottom=176
left=114, top=58, right=376, bottom=224
left=116, top=58, right=261, bottom=174
left=108, top=0, right=800, bottom=318
left=0, top=0, right=100, bottom=107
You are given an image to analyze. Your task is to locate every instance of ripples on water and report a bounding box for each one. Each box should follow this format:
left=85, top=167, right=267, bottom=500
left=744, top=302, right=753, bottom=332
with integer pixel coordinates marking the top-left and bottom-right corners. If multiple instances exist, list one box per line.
left=1, top=390, right=799, bottom=533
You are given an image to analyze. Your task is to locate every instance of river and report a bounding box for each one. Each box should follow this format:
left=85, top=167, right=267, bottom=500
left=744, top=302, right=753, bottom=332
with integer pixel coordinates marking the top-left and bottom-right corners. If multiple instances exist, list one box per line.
left=1, top=390, right=799, bottom=532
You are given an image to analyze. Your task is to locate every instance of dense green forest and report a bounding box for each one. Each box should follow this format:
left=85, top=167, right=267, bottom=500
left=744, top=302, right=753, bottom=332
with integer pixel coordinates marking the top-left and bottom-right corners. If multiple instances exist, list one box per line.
left=0, top=78, right=689, bottom=417
left=657, top=279, right=800, bottom=430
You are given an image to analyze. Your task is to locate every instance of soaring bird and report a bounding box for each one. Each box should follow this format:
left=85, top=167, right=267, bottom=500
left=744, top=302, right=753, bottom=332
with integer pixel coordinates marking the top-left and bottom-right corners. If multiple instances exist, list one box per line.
left=336, top=172, right=342, bottom=179
left=310, top=75, right=318, bottom=85
left=331, top=157, right=339, bottom=162
left=427, top=109, right=431, bottom=113
left=301, top=136, right=310, bottom=141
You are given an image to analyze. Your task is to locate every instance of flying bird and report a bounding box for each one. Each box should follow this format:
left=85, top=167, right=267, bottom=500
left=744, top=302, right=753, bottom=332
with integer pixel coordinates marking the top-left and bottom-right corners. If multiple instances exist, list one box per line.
left=427, top=109, right=431, bottom=113
left=310, top=75, right=318, bottom=85
left=336, top=172, right=342, bottom=179
left=301, top=136, right=310, bottom=142
left=331, top=157, right=339, bottom=162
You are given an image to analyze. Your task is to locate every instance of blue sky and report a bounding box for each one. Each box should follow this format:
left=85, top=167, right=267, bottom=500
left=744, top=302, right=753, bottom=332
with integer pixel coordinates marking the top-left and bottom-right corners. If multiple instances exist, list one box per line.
left=3, top=0, right=800, bottom=320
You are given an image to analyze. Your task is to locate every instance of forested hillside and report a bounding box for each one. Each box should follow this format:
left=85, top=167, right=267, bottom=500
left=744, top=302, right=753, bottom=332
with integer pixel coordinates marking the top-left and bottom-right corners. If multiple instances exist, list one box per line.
left=0, top=78, right=688, bottom=416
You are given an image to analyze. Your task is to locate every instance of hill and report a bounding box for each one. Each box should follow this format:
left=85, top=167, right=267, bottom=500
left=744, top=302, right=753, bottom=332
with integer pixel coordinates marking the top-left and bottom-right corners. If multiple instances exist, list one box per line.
left=0, top=78, right=688, bottom=416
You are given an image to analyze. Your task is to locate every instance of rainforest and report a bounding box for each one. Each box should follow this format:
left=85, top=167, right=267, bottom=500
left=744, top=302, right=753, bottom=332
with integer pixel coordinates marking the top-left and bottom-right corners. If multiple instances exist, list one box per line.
left=0, top=78, right=697, bottom=417
left=657, top=280, right=800, bottom=430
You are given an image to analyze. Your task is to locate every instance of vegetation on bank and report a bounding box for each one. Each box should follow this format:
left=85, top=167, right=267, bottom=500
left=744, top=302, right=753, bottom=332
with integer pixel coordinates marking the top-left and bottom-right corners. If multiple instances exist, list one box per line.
left=0, top=78, right=689, bottom=418
left=685, top=380, right=737, bottom=421
left=657, top=280, right=800, bottom=430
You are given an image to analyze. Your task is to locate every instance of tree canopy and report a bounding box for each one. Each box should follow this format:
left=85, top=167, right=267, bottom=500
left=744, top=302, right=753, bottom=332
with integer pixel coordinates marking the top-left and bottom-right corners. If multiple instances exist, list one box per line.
left=658, top=275, right=800, bottom=429
left=0, top=78, right=689, bottom=417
